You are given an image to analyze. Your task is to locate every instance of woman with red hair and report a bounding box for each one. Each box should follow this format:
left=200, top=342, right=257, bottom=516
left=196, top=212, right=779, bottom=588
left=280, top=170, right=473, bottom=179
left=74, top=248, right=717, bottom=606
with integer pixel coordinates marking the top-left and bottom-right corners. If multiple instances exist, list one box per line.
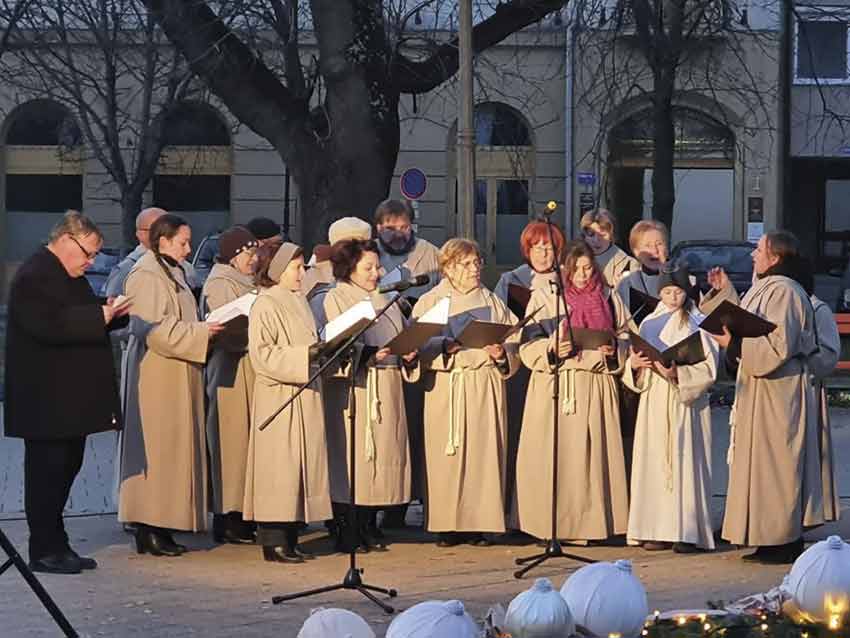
left=494, top=220, right=566, bottom=525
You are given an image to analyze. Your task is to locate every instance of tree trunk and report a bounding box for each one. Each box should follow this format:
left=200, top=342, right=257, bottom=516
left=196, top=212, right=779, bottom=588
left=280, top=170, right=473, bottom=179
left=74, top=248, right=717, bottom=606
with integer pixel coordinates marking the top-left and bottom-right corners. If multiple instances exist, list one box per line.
left=651, top=68, right=676, bottom=231
left=120, top=189, right=144, bottom=255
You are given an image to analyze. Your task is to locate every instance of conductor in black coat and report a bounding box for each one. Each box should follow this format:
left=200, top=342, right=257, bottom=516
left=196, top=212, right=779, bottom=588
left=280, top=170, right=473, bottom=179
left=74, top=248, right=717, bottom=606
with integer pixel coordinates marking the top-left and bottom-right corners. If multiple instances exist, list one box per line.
left=3, top=211, right=130, bottom=574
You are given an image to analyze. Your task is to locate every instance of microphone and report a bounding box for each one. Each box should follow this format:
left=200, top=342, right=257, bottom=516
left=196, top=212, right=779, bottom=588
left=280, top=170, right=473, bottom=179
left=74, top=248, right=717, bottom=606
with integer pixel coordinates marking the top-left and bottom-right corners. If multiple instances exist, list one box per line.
left=378, top=274, right=430, bottom=294
left=543, top=201, right=557, bottom=216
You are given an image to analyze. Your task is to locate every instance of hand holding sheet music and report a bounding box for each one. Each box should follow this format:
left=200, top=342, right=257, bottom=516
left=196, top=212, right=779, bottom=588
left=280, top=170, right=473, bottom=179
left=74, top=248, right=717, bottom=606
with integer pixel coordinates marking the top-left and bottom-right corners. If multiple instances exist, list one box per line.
left=698, top=300, right=775, bottom=338
left=205, top=292, right=258, bottom=324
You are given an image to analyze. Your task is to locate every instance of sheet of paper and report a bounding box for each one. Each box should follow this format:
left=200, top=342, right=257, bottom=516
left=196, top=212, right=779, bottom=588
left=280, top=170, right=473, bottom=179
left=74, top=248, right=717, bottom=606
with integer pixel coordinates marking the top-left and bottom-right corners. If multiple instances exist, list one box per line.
left=111, top=294, right=131, bottom=310
left=418, top=296, right=450, bottom=325
left=205, top=292, right=258, bottom=324
left=322, top=299, right=376, bottom=342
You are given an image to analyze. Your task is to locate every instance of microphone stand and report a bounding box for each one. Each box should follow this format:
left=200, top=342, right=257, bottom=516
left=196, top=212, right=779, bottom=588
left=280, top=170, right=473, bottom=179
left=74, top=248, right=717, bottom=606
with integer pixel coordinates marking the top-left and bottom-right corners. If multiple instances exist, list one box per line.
left=514, top=207, right=595, bottom=579
left=265, top=292, right=406, bottom=614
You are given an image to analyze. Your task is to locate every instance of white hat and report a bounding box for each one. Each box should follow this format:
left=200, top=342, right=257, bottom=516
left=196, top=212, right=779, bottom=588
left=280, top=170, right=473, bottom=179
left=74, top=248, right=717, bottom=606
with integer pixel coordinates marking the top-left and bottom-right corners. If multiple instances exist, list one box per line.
left=329, top=217, right=372, bottom=245
left=386, top=600, right=479, bottom=638
left=505, top=578, right=574, bottom=638
left=296, top=608, right=375, bottom=638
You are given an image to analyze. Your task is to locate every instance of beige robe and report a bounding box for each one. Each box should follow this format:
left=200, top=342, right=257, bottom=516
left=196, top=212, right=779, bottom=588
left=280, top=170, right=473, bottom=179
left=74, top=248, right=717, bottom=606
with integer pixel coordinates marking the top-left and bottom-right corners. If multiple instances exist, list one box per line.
left=493, top=264, right=558, bottom=521
left=377, top=237, right=442, bottom=301
left=595, top=244, right=638, bottom=288
left=809, top=296, right=840, bottom=522
left=200, top=263, right=256, bottom=515
left=722, top=275, right=822, bottom=546
left=119, top=251, right=210, bottom=531
left=412, top=279, right=520, bottom=533
left=623, top=305, right=719, bottom=549
left=320, top=281, right=415, bottom=506
left=513, top=285, right=630, bottom=540
left=243, top=286, right=332, bottom=524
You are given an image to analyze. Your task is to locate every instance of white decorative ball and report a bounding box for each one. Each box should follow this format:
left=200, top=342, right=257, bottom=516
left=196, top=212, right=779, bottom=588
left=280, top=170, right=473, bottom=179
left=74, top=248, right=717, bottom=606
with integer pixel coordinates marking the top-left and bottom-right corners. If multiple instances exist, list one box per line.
left=386, top=600, right=479, bottom=638
left=505, top=577, right=575, bottom=637
left=560, top=559, right=648, bottom=638
left=296, top=607, right=375, bottom=638
left=787, top=535, right=850, bottom=623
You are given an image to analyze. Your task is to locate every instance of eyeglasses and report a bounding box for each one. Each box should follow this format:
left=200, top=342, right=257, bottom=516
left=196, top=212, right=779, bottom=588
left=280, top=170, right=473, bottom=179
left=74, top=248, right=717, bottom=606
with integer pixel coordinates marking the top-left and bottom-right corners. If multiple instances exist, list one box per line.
left=457, top=258, right=484, bottom=271
left=69, top=234, right=98, bottom=261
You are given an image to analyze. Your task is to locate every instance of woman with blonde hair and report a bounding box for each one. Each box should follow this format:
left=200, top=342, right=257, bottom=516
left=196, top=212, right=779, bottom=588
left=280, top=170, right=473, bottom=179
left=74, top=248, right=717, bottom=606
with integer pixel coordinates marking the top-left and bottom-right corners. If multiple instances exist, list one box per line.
left=580, top=209, right=638, bottom=287
left=513, top=240, right=629, bottom=544
left=412, top=238, right=519, bottom=547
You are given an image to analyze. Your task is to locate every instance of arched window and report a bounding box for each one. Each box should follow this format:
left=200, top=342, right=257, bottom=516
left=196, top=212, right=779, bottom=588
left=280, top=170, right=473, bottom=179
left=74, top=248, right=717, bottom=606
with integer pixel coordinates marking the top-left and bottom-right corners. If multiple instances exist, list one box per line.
left=153, top=102, right=232, bottom=247
left=474, top=102, right=533, bottom=147
left=3, top=100, right=83, bottom=268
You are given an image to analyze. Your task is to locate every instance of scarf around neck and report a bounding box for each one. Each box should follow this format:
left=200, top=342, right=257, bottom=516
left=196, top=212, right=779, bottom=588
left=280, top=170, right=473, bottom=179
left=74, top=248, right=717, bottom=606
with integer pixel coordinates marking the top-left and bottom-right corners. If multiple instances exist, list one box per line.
left=564, top=272, right=613, bottom=331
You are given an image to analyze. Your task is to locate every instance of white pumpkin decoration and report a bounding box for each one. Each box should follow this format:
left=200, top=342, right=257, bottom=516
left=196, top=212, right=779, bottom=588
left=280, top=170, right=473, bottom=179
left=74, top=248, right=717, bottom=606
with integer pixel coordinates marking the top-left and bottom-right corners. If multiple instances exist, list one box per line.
left=386, top=600, right=479, bottom=638
left=505, top=577, right=576, bottom=638
left=296, top=607, right=376, bottom=638
left=560, top=559, right=648, bottom=638
left=786, top=535, right=850, bottom=624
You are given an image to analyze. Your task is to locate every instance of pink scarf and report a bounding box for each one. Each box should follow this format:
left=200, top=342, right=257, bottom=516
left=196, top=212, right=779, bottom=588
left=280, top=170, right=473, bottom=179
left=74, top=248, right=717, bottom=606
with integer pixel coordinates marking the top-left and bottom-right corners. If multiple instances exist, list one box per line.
left=564, top=272, right=613, bottom=331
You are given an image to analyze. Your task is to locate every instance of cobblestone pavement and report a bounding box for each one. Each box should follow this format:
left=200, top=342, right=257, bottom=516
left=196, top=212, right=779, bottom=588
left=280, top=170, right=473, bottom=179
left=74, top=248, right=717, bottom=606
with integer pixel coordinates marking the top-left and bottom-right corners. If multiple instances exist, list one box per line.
left=0, top=407, right=849, bottom=636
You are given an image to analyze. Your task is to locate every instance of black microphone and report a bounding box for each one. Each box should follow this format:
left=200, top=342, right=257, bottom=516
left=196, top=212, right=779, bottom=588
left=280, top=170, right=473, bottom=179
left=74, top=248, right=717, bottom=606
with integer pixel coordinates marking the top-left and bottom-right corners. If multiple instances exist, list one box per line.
left=378, top=274, right=430, bottom=294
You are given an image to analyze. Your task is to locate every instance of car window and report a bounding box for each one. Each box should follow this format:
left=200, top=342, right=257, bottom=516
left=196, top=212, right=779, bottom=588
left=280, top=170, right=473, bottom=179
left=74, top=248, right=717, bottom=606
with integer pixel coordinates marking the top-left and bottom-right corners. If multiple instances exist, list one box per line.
left=677, top=245, right=753, bottom=273
left=194, top=236, right=219, bottom=268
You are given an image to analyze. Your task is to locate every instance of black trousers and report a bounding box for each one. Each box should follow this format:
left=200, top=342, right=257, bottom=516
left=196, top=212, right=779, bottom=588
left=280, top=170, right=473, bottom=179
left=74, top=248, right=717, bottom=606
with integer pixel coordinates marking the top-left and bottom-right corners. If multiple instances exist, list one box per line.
left=24, top=437, right=86, bottom=561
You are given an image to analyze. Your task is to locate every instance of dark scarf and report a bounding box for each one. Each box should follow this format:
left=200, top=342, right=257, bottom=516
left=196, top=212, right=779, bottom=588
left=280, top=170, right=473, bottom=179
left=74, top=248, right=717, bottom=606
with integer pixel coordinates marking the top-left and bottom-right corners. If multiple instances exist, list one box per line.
left=564, top=272, right=613, bottom=331
left=757, top=255, right=813, bottom=295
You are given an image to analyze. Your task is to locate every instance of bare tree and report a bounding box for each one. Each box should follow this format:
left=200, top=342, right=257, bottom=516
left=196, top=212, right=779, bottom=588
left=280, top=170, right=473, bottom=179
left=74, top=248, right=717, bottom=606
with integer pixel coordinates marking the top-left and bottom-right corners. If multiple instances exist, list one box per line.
left=0, top=0, right=31, bottom=58
left=0, top=0, right=199, bottom=249
left=570, top=0, right=779, bottom=230
left=141, top=0, right=568, bottom=247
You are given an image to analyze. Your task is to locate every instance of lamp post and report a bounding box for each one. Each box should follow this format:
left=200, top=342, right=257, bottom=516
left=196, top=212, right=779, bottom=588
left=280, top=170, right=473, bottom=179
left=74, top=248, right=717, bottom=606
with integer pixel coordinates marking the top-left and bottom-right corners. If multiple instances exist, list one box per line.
left=456, top=0, right=476, bottom=238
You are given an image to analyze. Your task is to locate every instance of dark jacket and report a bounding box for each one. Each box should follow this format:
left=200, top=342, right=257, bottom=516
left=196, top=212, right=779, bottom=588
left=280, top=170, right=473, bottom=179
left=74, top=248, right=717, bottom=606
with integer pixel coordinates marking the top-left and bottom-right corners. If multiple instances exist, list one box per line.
left=3, top=247, right=124, bottom=439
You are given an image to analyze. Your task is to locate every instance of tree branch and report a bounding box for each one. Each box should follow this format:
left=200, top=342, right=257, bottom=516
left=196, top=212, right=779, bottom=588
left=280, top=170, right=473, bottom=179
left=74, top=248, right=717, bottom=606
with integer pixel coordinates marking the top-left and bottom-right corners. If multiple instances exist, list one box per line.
left=392, top=0, right=567, bottom=94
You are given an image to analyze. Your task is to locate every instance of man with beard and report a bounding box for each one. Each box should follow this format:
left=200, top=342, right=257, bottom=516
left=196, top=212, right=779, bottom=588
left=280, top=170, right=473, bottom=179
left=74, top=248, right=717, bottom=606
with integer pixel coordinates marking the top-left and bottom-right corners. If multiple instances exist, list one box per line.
left=374, top=199, right=440, bottom=302
left=372, top=199, right=440, bottom=530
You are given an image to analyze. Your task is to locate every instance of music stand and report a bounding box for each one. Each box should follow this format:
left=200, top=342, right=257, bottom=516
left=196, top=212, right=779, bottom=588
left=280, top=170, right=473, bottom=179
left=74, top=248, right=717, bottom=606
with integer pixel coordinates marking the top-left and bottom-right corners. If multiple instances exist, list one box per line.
left=259, top=295, right=404, bottom=614
left=0, top=526, right=79, bottom=636
left=514, top=211, right=596, bottom=579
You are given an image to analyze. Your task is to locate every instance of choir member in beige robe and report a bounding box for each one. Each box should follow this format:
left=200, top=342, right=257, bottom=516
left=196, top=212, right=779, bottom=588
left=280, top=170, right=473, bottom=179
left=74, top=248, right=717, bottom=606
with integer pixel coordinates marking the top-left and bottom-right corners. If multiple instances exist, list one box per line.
left=624, top=267, right=718, bottom=552
left=493, top=221, right=565, bottom=525
left=244, top=242, right=333, bottom=563
left=373, top=200, right=441, bottom=528
left=319, top=239, right=418, bottom=552
left=514, top=241, right=629, bottom=542
left=580, top=209, right=638, bottom=287
left=412, top=238, right=520, bottom=547
left=119, top=214, right=222, bottom=556
left=199, top=226, right=258, bottom=545
left=713, top=233, right=821, bottom=564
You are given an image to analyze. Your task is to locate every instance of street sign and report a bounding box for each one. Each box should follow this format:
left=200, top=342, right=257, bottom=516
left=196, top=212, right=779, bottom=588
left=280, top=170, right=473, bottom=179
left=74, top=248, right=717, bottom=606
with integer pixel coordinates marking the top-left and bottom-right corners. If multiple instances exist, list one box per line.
left=579, top=192, right=595, bottom=213
left=400, top=168, right=428, bottom=200
left=577, top=172, right=596, bottom=186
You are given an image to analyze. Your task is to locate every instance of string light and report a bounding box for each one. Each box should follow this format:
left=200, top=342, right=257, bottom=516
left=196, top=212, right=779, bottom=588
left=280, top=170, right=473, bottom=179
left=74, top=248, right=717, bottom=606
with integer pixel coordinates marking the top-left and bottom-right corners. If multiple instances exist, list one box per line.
left=642, top=630, right=649, bottom=636
left=829, top=614, right=841, bottom=630
left=677, top=617, right=687, bottom=626
left=760, top=624, right=769, bottom=631
left=608, top=634, right=622, bottom=638
left=703, top=623, right=712, bottom=631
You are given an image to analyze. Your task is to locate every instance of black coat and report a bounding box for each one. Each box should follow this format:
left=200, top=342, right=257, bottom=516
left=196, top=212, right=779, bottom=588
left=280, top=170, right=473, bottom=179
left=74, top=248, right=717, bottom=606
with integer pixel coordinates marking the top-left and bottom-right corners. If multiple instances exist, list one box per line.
left=3, top=247, right=124, bottom=440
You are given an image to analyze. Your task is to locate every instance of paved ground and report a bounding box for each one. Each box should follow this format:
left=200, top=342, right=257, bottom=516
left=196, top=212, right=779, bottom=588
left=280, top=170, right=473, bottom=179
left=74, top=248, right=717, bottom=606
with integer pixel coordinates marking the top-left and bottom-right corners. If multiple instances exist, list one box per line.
left=1, top=406, right=849, bottom=636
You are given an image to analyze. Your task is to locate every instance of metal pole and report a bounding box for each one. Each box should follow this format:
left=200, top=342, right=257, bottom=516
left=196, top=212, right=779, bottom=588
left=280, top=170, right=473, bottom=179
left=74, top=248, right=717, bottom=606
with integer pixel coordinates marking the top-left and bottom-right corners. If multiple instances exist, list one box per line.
left=457, top=0, right=475, bottom=238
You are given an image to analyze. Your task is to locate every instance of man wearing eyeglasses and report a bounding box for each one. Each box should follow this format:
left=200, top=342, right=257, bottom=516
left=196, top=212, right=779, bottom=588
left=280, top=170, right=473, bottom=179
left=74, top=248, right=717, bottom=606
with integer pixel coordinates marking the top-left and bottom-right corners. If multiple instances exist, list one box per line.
left=4, top=210, right=130, bottom=574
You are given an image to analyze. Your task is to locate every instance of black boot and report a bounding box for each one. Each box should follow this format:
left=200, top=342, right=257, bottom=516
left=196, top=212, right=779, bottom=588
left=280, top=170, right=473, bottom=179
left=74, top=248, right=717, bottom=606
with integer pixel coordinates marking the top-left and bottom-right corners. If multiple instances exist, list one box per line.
left=333, top=505, right=367, bottom=554
left=743, top=538, right=804, bottom=564
left=213, top=512, right=255, bottom=544
left=359, top=507, right=387, bottom=551
left=134, top=525, right=184, bottom=557
left=262, top=545, right=304, bottom=564
left=285, top=525, right=315, bottom=560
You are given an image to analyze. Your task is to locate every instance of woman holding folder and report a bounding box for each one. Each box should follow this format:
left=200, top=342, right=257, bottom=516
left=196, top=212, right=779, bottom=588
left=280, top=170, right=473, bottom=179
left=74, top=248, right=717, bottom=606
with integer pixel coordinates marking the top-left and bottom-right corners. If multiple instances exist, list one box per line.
left=243, top=242, right=333, bottom=563
left=513, top=241, right=628, bottom=544
left=319, top=239, right=418, bottom=553
left=200, top=226, right=259, bottom=546
left=624, top=265, right=718, bottom=553
left=412, top=238, right=519, bottom=547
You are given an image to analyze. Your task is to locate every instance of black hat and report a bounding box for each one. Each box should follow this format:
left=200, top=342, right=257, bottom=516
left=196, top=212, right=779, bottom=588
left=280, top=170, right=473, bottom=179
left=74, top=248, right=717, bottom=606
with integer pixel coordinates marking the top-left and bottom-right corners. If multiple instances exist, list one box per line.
left=245, top=217, right=282, bottom=241
left=218, top=226, right=258, bottom=263
left=657, top=262, right=694, bottom=297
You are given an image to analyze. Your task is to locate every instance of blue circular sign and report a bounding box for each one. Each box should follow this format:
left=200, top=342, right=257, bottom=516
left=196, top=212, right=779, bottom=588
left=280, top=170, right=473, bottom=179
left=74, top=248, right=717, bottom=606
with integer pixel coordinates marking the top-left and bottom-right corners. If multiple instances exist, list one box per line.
left=400, top=168, right=427, bottom=200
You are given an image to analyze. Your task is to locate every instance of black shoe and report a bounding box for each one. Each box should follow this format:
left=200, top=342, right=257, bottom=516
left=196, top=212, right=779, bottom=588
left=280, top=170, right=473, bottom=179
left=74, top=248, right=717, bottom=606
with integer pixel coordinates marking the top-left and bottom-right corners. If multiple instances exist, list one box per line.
left=65, top=549, right=97, bottom=570
left=29, top=553, right=82, bottom=575
left=467, top=533, right=492, bottom=547
left=642, top=541, right=673, bottom=551
left=672, top=542, right=704, bottom=554
left=134, top=527, right=184, bottom=557
left=213, top=527, right=255, bottom=545
left=743, top=539, right=803, bottom=564
left=262, top=545, right=304, bottom=564
left=160, top=531, right=188, bottom=554
left=436, top=532, right=464, bottom=548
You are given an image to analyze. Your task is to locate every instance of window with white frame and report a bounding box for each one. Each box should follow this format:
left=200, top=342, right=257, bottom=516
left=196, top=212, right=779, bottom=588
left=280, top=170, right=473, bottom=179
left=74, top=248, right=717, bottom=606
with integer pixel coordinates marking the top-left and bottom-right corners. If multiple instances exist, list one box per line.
left=794, top=8, right=850, bottom=84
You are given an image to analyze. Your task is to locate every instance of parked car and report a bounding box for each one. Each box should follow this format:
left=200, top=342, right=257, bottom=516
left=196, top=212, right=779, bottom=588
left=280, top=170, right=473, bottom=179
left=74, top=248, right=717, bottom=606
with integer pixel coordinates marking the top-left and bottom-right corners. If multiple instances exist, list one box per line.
left=84, top=248, right=120, bottom=297
left=192, top=233, right=220, bottom=288
left=669, top=240, right=755, bottom=297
